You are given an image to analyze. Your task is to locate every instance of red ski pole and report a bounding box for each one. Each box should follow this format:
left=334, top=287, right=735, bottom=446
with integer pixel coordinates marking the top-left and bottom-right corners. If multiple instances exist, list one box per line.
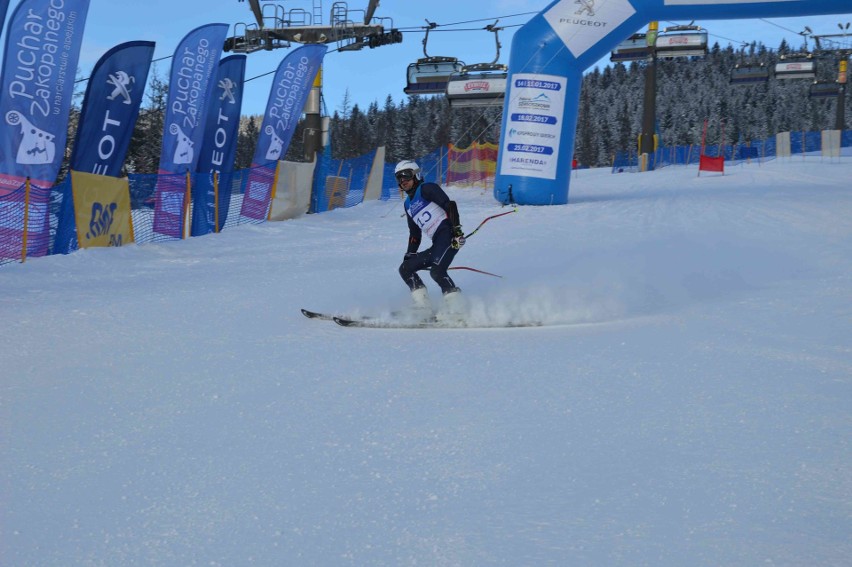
left=449, top=266, right=503, bottom=278
left=464, top=208, right=517, bottom=239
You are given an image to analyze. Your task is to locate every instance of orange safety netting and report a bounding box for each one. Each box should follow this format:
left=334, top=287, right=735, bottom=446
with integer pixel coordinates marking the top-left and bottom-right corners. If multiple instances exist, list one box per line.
left=446, top=142, right=498, bottom=187
left=0, top=182, right=51, bottom=265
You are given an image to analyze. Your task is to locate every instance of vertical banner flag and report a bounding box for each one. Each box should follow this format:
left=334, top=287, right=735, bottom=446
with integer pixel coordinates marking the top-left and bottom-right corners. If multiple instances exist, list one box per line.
left=153, top=23, right=228, bottom=238
left=70, top=41, right=155, bottom=176
left=54, top=41, right=154, bottom=254
left=0, top=0, right=91, bottom=194
left=192, top=53, right=246, bottom=236
left=240, top=44, right=326, bottom=220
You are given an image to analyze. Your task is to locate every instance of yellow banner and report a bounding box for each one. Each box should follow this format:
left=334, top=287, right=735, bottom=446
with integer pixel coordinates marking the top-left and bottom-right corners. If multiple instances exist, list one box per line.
left=71, top=171, right=135, bottom=248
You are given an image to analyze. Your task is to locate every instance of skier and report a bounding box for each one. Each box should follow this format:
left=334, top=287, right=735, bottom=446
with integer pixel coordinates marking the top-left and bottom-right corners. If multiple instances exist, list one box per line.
left=395, top=159, right=466, bottom=317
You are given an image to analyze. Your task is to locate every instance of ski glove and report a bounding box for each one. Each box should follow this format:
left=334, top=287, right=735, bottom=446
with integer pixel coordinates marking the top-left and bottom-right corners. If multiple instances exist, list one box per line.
left=451, top=226, right=466, bottom=250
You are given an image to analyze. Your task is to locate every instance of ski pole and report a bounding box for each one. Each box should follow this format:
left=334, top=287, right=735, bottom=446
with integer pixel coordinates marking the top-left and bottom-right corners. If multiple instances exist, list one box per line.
left=465, top=208, right=517, bottom=239
left=449, top=266, right=503, bottom=278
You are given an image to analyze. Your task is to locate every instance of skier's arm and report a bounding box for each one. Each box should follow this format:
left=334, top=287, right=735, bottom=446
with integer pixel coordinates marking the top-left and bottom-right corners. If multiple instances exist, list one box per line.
left=445, top=200, right=461, bottom=228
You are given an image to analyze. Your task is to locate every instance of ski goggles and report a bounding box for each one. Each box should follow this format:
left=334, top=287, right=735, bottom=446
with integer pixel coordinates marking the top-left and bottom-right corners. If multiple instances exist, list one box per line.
left=395, top=169, right=416, bottom=182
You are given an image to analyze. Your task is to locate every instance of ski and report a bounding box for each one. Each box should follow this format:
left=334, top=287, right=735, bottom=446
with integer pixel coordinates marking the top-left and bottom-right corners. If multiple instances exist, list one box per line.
left=305, top=309, right=542, bottom=329
left=301, top=308, right=336, bottom=320
left=332, top=316, right=542, bottom=329
left=301, top=308, right=398, bottom=323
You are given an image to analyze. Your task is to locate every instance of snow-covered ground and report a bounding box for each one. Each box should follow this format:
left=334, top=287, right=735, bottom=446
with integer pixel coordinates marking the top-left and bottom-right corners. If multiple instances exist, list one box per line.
left=2, top=157, right=850, bottom=566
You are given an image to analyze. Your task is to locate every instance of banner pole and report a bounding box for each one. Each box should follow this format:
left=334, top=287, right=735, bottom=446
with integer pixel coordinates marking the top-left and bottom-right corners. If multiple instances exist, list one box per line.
left=128, top=177, right=136, bottom=244
left=214, top=171, right=220, bottom=233
left=183, top=170, right=191, bottom=239
left=22, top=177, right=30, bottom=263
left=267, top=162, right=281, bottom=221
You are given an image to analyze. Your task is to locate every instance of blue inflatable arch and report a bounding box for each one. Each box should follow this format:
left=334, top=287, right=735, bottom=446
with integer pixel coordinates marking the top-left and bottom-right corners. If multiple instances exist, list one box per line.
left=495, top=0, right=851, bottom=205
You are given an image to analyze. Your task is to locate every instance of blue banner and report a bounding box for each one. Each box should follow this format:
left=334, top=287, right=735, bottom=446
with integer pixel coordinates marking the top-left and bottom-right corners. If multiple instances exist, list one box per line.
left=0, top=0, right=90, bottom=194
left=0, top=1, right=9, bottom=33
left=54, top=41, right=155, bottom=255
left=157, top=23, right=228, bottom=175
left=241, top=45, right=326, bottom=220
left=191, top=54, right=246, bottom=236
left=153, top=22, right=228, bottom=238
left=71, top=41, right=155, bottom=176
left=251, top=45, right=327, bottom=168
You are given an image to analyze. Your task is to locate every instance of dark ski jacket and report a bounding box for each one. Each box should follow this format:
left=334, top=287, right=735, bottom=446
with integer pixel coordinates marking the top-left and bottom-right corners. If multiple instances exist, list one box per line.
left=403, top=181, right=460, bottom=254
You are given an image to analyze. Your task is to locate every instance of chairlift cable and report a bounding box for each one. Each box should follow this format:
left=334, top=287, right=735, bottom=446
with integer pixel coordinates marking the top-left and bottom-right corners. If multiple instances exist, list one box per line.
left=416, top=11, right=538, bottom=30
left=74, top=54, right=174, bottom=84
left=393, top=12, right=534, bottom=33
left=417, top=24, right=525, bottom=32
left=757, top=18, right=804, bottom=36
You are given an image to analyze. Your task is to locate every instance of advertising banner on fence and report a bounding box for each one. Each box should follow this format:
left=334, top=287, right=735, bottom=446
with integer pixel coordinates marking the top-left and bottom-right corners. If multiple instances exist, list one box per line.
left=71, top=171, right=134, bottom=248
left=192, top=54, right=246, bottom=236
left=153, top=22, right=228, bottom=238
left=241, top=45, right=326, bottom=220
left=71, top=41, right=155, bottom=176
left=0, top=0, right=91, bottom=195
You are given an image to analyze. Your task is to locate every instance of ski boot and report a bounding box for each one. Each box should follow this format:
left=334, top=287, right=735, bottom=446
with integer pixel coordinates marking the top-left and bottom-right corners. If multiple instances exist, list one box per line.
left=437, top=287, right=465, bottom=325
left=408, top=286, right=435, bottom=322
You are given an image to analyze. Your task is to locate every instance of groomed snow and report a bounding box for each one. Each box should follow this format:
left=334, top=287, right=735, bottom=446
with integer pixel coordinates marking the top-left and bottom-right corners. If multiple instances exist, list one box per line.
left=2, top=157, right=850, bottom=565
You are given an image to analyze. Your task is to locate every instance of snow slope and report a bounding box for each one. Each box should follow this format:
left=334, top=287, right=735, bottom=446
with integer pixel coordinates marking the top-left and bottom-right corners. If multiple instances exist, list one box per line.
left=2, top=157, right=851, bottom=566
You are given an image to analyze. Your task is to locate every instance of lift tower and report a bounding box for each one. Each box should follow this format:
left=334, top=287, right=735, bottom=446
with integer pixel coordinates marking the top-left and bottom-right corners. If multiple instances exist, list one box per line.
left=229, top=1, right=401, bottom=159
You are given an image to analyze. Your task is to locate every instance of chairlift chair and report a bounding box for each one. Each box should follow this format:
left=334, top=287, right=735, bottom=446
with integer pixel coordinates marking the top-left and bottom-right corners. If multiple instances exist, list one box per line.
left=445, top=63, right=509, bottom=108
left=730, top=64, right=770, bottom=85
left=774, top=54, right=816, bottom=80
left=808, top=81, right=841, bottom=98
left=445, top=22, right=508, bottom=108
left=405, top=57, right=465, bottom=95
left=610, top=33, right=652, bottom=62
left=404, top=21, right=465, bottom=95
left=655, top=25, right=708, bottom=58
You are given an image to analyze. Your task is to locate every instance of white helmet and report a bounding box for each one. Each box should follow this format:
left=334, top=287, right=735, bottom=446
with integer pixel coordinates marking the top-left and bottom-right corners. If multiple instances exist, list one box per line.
left=394, top=160, right=421, bottom=182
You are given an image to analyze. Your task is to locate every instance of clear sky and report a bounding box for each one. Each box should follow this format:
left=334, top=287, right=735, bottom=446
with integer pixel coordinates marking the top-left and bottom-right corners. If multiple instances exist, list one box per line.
left=36, top=0, right=852, bottom=115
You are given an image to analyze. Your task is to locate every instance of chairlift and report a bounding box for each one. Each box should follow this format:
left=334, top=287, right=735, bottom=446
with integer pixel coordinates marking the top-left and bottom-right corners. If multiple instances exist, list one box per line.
left=446, top=22, right=508, bottom=108
left=610, top=33, right=652, bottom=62
left=445, top=64, right=508, bottom=108
left=655, top=24, right=708, bottom=58
left=730, top=64, right=770, bottom=85
left=808, top=81, right=841, bottom=98
left=404, top=21, right=465, bottom=95
left=774, top=54, right=815, bottom=80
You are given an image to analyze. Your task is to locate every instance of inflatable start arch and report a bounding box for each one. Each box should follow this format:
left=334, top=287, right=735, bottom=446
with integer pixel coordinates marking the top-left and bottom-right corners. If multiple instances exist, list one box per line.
left=495, top=0, right=851, bottom=205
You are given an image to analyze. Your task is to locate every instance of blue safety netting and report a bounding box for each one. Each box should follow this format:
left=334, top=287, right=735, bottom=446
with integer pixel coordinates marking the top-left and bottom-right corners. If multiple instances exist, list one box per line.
left=5, top=128, right=851, bottom=267
left=612, top=129, right=851, bottom=172
left=311, top=148, right=376, bottom=212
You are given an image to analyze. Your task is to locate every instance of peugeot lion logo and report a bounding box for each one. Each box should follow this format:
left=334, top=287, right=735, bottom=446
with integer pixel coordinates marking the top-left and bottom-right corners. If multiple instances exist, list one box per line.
left=218, top=78, right=237, bottom=104
left=574, top=0, right=595, bottom=17
left=106, top=71, right=135, bottom=105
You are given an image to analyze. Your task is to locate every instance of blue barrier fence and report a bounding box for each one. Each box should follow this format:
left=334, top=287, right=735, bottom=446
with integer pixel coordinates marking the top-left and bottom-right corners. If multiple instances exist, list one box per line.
left=612, top=130, right=852, bottom=172
left=3, top=129, right=849, bottom=267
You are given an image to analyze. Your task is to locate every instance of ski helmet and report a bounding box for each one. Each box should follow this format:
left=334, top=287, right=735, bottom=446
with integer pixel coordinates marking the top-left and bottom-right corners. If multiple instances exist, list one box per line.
left=394, top=160, right=421, bottom=182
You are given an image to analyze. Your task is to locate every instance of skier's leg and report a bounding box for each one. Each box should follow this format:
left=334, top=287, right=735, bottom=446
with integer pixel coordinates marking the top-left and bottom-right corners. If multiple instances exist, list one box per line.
left=428, top=227, right=459, bottom=294
left=399, top=251, right=432, bottom=291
